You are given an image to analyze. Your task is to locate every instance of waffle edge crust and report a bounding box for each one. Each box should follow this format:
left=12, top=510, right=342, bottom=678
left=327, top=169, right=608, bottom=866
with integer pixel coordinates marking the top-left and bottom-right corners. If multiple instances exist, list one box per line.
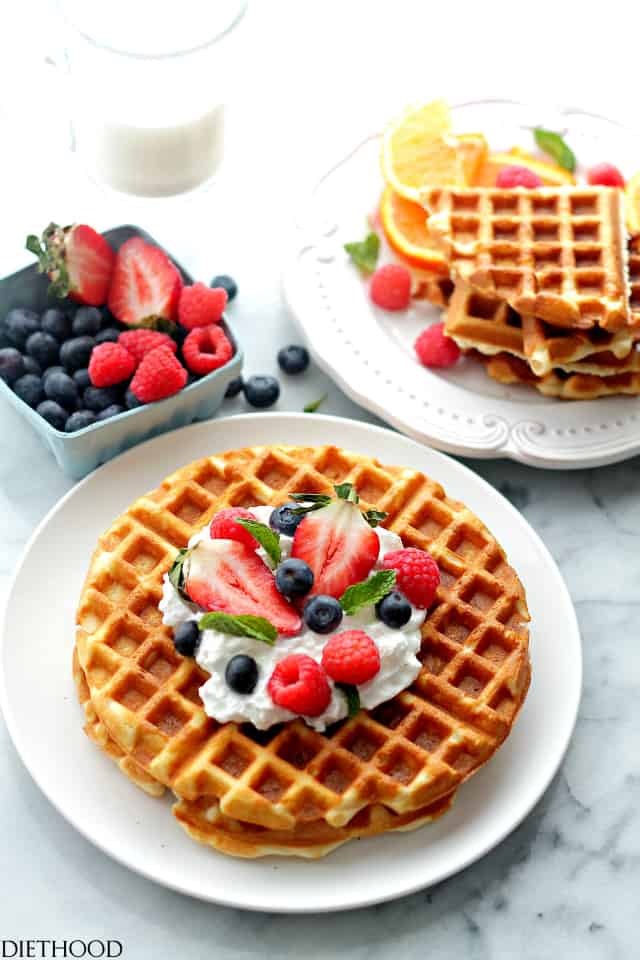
left=74, top=444, right=531, bottom=858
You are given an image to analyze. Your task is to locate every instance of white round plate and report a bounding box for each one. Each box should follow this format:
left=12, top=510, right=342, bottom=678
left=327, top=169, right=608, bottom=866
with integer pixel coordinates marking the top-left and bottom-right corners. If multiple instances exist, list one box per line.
left=1, top=414, right=581, bottom=912
left=283, top=99, right=640, bottom=469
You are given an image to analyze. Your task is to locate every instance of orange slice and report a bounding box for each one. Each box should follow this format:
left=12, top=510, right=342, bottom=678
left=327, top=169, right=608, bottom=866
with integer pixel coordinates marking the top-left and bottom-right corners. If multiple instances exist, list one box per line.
left=379, top=185, right=447, bottom=271
left=381, top=100, right=466, bottom=199
left=457, top=133, right=488, bottom=184
left=625, top=170, right=640, bottom=233
left=473, top=148, right=575, bottom=187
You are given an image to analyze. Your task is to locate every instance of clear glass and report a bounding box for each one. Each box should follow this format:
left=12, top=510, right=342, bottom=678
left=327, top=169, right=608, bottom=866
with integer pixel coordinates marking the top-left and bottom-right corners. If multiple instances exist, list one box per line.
left=57, top=0, right=247, bottom=197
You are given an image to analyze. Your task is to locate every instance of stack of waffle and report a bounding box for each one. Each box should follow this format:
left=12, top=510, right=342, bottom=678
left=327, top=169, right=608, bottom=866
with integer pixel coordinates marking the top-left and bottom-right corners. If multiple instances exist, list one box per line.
left=74, top=444, right=531, bottom=858
left=419, top=185, right=640, bottom=398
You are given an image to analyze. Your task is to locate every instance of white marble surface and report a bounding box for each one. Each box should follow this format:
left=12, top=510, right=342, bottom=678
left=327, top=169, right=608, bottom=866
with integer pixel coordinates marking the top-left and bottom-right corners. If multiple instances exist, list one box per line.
left=1, top=1, right=639, bottom=956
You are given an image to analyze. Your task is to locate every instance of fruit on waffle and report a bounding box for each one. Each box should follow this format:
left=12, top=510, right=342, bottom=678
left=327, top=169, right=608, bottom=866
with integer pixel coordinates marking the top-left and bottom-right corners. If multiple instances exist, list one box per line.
left=74, top=445, right=530, bottom=857
left=421, top=186, right=630, bottom=330
left=479, top=351, right=640, bottom=399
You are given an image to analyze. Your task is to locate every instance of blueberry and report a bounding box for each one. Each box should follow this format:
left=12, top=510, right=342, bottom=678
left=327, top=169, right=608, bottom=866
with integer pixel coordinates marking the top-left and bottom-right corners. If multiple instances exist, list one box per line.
left=243, top=374, right=280, bottom=409
left=72, top=306, right=103, bottom=337
left=0, top=347, right=25, bottom=385
left=43, top=365, right=65, bottom=383
left=269, top=504, right=303, bottom=537
left=210, top=274, right=238, bottom=302
left=225, top=654, right=258, bottom=694
left=60, top=336, right=95, bottom=371
left=277, top=344, right=310, bottom=375
left=13, top=373, right=44, bottom=408
left=44, top=370, right=79, bottom=411
left=173, top=621, right=201, bottom=657
left=83, top=385, right=122, bottom=412
left=65, top=409, right=96, bottom=432
left=303, top=595, right=343, bottom=634
left=73, top=368, right=91, bottom=391
left=25, top=331, right=59, bottom=368
left=224, top=375, right=244, bottom=398
left=125, top=387, right=144, bottom=409
left=275, top=558, right=314, bottom=599
left=375, top=590, right=412, bottom=629
left=40, top=308, right=71, bottom=342
left=95, top=327, right=121, bottom=345
left=5, top=308, right=39, bottom=349
left=23, top=356, right=42, bottom=376
left=36, top=400, right=67, bottom=430
left=96, top=403, right=124, bottom=421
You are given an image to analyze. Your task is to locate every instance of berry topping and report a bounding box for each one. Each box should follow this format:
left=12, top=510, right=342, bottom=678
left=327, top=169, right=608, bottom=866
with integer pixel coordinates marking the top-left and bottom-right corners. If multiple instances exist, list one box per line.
left=0, top=347, right=25, bottom=385
left=321, top=630, right=380, bottom=685
left=225, top=654, right=258, bottom=694
left=210, top=274, right=238, bottom=302
left=44, top=370, right=79, bottom=410
left=172, top=621, right=201, bottom=657
left=178, top=282, right=227, bottom=330
left=414, top=322, right=461, bottom=368
left=275, top=558, right=314, bottom=599
left=369, top=263, right=411, bottom=311
left=224, top=375, right=244, bottom=398
left=269, top=503, right=303, bottom=537
left=5, top=308, right=39, bottom=350
left=60, top=336, right=95, bottom=371
left=375, top=590, right=412, bottom=628
left=107, top=237, right=182, bottom=327
left=587, top=162, right=625, bottom=188
left=26, top=223, right=115, bottom=306
left=40, top=308, right=71, bottom=343
left=291, top=488, right=379, bottom=598
left=118, top=329, right=177, bottom=364
left=129, top=345, right=187, bottom=402
left=13, top=374, right=44, bottom=408
left=209, top=507, right=258, bottom=549
left=25, top=331, right=59, bottom=369
left=65, top=409, right=96, bottom=431
left=88, top=342, right=136, bottom=387
left=36, top=400, right=67, bottom=430
left=96, top=403, right=124, bottom=421
left=303, top=595, right=343, bottom=634
left=495, top=165, right=543, bottom=188
left=183, top=324, right=233, bottom=375
left=267, top=654, right=331, bottom=717
left=277, top=344, right=310, bottom=375
left=243, top=374, right=280, bottom=409
left=83, top=385, right=123, bottom=413
left=381, top=548, right=440, bottom=609
left=185, top=539, right=302, bottom=636
left=72, top=306, right=103, bottom=337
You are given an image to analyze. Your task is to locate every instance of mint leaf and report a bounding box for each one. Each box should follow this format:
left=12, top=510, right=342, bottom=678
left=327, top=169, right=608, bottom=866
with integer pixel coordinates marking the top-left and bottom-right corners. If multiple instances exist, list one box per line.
left=235, top=518, right=281, bottom=566
left=334, top=482, right=359, bottom=503
left=168, top=547, right=190, bottom=599
left=344, top=232, right=380, bottom=274
left=363, top=509, right=388, bottom=528
left=339, top=569, right=397, bottom=616
left=304, top=393, right=327, bottom=414
left=198, top=612, right=277, bottom=645
left=533, top=127, right=576, bottom=173
left=337, top=683, right=361, bottom=718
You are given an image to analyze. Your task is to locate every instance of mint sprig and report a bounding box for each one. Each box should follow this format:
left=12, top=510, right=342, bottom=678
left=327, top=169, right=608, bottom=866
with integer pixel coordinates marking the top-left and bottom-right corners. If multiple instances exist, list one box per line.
left=344, top=232, right=380, bottom=274
left=198, top=612, right=277, bottom=645
left=339, top=569, right=397, bottom=616
left=235, top=518, right=281, bottom=565
left=533, top=127, right=576, bottom=173
left=337, top=683, right=361, bottom=718
left=168, top=547, right=190, bottom=600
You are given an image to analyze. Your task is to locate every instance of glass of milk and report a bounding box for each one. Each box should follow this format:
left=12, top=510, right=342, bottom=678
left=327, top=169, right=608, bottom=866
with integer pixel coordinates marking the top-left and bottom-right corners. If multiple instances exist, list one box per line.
left=56, top=0, right=247, bottom=197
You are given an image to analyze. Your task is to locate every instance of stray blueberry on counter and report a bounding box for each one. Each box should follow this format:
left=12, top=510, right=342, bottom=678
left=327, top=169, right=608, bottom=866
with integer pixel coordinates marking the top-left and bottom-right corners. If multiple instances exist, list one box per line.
left=72, top=306, right=103, bottom=337
left=37, top=399, right=68, bottom=430
left=96, top=403, right=125, bottom=421
left=65, top=409, right=97, bottom=432
left=275, top=558, right=314, bottom=599
left=269, top=503, right=303, bottom=536
left=224, top=375, right=244, bottom=399
left=244, top=374, right=280, bottom=409
left=13, top=373, right=44, bottom=408
left=26, top=331, right=59, bottom=369
left=375, top=590, right=412, bottom=628
left=40, top=307, right=71, bottom=342
left=44, top=371, right=79, bottom=411
left=277, top=344, right=310, bottom=375
left=0, top=347, right=25, bottom=385
left=173, top=621, right=201, bottom=657
left=5, top=308, right=39, bottom=350
left=303, top=595, right=343, bottom=634
left=210, top=274, right=238, bottom=302
left=60, top=335, right=95, bottom=371
left=225, top=654, right=258, bottom=694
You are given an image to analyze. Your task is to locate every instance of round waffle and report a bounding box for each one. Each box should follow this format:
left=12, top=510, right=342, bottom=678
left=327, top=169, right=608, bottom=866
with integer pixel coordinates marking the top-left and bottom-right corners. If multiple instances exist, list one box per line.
left=75, top=444, right=531, bottom=852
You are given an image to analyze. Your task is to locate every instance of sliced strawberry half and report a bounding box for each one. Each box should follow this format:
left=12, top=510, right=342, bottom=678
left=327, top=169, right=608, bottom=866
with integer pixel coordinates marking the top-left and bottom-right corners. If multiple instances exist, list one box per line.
left=185, top=539, right=301, bottom=636
left=107, top=237, right=182, bottom=327
left=291, top=498, right=379, bottom=598
left=26, top=222, right=115, bottom=306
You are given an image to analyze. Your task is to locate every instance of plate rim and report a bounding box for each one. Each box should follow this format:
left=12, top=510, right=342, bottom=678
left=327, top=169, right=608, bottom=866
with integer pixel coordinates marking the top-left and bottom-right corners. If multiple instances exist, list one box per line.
left=0, top=412, right=582, bottom=912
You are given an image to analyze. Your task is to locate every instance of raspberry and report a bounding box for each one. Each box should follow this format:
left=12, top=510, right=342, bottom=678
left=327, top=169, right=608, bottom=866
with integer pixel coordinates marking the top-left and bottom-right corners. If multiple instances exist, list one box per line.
left=209, top=507, right=257, bottom=549
left=381, top=548, right=440, bottom=608
left=129, top=345, right=187, bottom=402
left=414, top=322, right=460, bottom=368
left=321, top=630, right=380, bottom=685
left=587, top=162, right=625, bottom=188
left=370, top=264, right=411, bottom=311
left=178, top=282, right=227, bottom=330
left=88, top=342, right=135, bottom=387
left=267, top=654, right=331, bottom=717
left=183, top=325, right=233, bottom=375
left=118, top=329, right=176, bottom=365
left=495, top=165, right=543, bottom=189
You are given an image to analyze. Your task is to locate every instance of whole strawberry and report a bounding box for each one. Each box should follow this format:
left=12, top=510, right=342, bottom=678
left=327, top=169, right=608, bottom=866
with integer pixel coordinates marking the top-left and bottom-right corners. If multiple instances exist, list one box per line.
left=26, top=223, right=115, bottom=306
left=178, top=282, right=227, bottom=330
left=129, top=345, right=187, bottom=402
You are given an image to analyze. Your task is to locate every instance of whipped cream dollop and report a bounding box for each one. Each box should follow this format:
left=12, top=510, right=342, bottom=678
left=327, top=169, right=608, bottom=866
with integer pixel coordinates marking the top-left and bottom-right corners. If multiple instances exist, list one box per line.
left=159, top=506, right=425, bottom=731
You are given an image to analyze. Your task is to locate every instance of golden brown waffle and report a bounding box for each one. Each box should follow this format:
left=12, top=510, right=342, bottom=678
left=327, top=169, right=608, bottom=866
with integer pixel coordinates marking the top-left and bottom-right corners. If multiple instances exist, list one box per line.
left=76, top=445, right=531, bottom=839
left=421, top=186, right=630, bottom=330
left=411, top=269, right=454, bottom=307
left=445, top=280, right=638, bottom=377
left=478, top=351, right=640, bottom=399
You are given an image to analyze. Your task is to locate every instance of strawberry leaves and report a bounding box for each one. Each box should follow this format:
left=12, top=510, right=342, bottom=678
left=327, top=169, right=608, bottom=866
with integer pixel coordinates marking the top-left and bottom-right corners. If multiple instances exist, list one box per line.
left=198, top=612, right=277, bottom=645
left=339, top=569, right=397, bottom=616
left=289, top=483, right=388, bottom=527
left=168, top=547, right=191, bottom=600
left=235, top=518, right=282, bottom=566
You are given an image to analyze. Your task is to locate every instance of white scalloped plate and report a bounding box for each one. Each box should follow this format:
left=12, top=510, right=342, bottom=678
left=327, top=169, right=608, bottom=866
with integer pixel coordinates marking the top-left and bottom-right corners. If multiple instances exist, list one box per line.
left=282, top=99, right=640, bottom=468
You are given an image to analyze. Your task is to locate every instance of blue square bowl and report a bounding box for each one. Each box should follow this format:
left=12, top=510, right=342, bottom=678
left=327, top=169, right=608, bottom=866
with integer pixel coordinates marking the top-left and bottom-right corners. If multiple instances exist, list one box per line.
left=0, top=225, right=243, bottom=480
